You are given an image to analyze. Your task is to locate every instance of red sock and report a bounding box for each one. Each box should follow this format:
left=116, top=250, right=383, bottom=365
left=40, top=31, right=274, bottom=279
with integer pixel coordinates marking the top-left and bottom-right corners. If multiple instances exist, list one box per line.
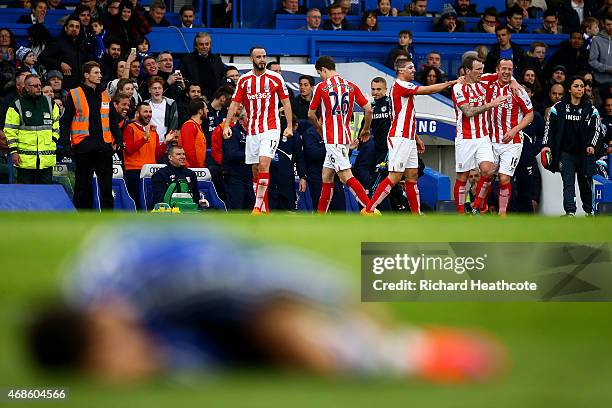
left=473, top=176, right=491, bottom=211
left=405, top=181, right=421, bottom=214
left=367, top=177, right=394, bottom=212
left=252, top=176, right=258, bottom=195
left=480, top=182, right=493, bottom=210
left=254, top=172, right=269, bottom=212
left=317, top=182, right=334, bottom=213
left=498, top=182, right=511, bottom=216
left=345, top=177, right=370, bottom=208
left=454, top=179, right=467, bottom=214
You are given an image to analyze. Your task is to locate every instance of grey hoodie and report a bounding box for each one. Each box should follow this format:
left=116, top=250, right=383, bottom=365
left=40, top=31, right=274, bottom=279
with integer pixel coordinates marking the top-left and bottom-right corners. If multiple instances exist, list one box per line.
left=589, top=31, right=612, bottom=84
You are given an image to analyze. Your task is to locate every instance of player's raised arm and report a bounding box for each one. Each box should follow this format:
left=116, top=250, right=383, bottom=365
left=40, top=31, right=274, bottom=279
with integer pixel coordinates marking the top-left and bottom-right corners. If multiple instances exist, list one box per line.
left=416, top=79, right=458, bottom=95
left=459, top=94, right=510, bottom=118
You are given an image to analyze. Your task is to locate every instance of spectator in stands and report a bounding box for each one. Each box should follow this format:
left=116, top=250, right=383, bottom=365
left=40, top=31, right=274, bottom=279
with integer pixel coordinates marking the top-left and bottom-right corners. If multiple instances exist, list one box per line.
left=384, top=30, right=414, bottom=69
left=155, top=51, right=185, bottom=101
left=398, top=0, right=428, bottom=16
left=544, top=31, right=589, bottom=79
left=0, top=69, right=28, bottom=130
left=105, top=0, right=121, bottom=22
left=16, top=0, right=47, bottom=24
left=128, top=57, right=140, bottom=80
left=519, top=67, right=543, bottom=103
left=60, top=61, right=118, bottom=209
left=534, top=9, right=561, bottom=34
left=47, top=0, right=65, bottom=10
left=298, top=8, right=322, bottom=30
left=146, top=1, right=170, bottom=28
left=0, top=28, right=16, bottom=65
left=138, top=55, right=158, bottom=98
left=292, top=74, right=314, bottom=120
left=146, top=76, right=178, bottom=146
left=513, top=0, right=541, bottom=18
left=275, top=0, right=307, bottom=15
left=99, top=38, right=122, bottom=85
left=3, top=73, right=59, bottom=184
left=151, top=145, right=205, bottom=205
left=589, top=14, right=612, bottom=87
left=419, top=51, right=446, bottom=80
left=123, top=101, right=176, bottom=207
left=269, top=115, right=307, bottom=210
left=544, top=83, right=564, bottom=118
left=266, top=61, right=295, bottom=99
left=224, top=66, right=240, bottom=85
left=107, top=1, right=151, bottom=51
left=177, top=82, right=202, bottom=126
left=322, top=3, right=352, bottom=30
left=72, top=5, right=97, bottom=59
left=178, top=100, right=207, bottom=168
left=375, top=0, right=398, bottom=17
left=581, top=17, right=599, bottom=51
left=418, top=65, right=451, bottom=98
left=16, top=46, right=39, bottom=76
left=90, top=18, right=107, bottom=59
left=525, top=41, right=547, bottom=84
left=433, top=4, right=464, bottom=32
left=8, top=0, right=32, bottom=7
left=179, top=5, right=197, bottom=28
left=359, top=10, right=379, bottom=31
left=475, top=44, right=489, bottom=61
left=110, top=92, right=130, bottom=150
left=484, top=25, right=527, bottom=75
left=222, top=110, right=255, bottom=210
left=503, top=5, right=527, bottom=34
left=210, top=0, right=232, bottom=28
left=40, top=16, right=92, bottom=90
left=80, top=0, right=103, bottom=22
left=180, top=32, right=226, bottom=102
left=471, top=7, right=498, bottom=34
left=337, top=0, right=358, bottom=16
left=455, top=0, right=478, bottom=17
left=206, top=85, right=232, bottom=139
left=113, top=78, right=139, bottom=118
left=559, top=0, right=597, bottom=34
left=46, top=70, right=66, bottom=100
left=549, top=65, right=567, bottom=87
left=542, top=76, right=599, bottom=216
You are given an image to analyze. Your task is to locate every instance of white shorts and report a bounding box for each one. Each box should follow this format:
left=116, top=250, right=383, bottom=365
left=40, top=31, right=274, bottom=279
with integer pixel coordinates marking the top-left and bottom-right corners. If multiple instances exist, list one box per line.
left=455, top=137, right=494, bottom=173
left=492, top=142, right=523, bottom=177
left=246, top=130, right=281, bottom=165
left=323, top=143, right=352, bottom=172
left=388, top=137, right=418, bottom=172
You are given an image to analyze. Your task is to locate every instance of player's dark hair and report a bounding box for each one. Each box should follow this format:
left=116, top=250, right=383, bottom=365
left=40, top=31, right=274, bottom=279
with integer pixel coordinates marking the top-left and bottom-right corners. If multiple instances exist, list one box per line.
left=496, top=57, right=513, bottom=68
left=298, top=74, right=315, bottom=87
left=249, top=45, right=265, bottom=56
left=371, top=76, right=387, bottom=86
left=266, top=61, right=280, bottom=70
left=315, top=56, right=336, bottom=71
left=27, top=303, right=90, bottom=371
left=188, top=99, right=206, bottom=116
left=462, top=55, right=482, bottom=71
left=214, top=85, right=234, bottom=100
left=495, top=24, right=510, bottom=34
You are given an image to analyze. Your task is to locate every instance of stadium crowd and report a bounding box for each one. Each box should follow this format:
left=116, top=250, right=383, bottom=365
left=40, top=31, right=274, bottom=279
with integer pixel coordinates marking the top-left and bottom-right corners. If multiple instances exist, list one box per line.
left=0, top=0, right=611, bottom=214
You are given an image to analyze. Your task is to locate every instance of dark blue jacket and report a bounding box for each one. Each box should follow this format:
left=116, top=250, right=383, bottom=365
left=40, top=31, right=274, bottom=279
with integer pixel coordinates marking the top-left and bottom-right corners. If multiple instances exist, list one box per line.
left=522, top=110, right=545, bottom=162
left=352, top=137, right=376, bottom=191
left=299, top=120, right=327, bottom=182
left=222, top=123, right=251, bottom=180
left=151, top=164, right=200, bottom=204
left=270, top=128, right=307, bottom=189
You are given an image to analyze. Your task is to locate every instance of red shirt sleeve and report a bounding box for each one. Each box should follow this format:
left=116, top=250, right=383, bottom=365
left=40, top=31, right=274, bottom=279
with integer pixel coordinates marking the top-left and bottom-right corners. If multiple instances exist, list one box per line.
left=211, top=124, right=223, bottom=165
left=232, top=77, right=245, bottom=103
left=180, top=121, right=198, bottom=167
left=123, top=124, right=147, bottom=155
left=353, top=83, right=369, bottom=107
left=276, top=75, right=289, bottom=100
left=309, top=83, right=323, bottom=111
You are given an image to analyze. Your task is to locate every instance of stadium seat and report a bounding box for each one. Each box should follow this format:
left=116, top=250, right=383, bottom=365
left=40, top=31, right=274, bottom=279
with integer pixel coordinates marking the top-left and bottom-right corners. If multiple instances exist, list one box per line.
left=139, top=164, right=167, bottom=211
left=189, top=168, right=227, bottom=211
left=92, top=165, right=137, bottom=212
left=0, top=184, right=75, bottom=211
left=344, top=185, right=360, bottom=212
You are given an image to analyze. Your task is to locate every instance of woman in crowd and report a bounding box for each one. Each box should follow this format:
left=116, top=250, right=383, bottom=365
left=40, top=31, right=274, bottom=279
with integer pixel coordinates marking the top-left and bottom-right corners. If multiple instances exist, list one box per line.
left=107, top=1, right=150, bottom=52
left=418, top=65, right=451, bottom=99
left=359, top=10, right=379, bottom=31
left=376, top=0, right=398, bottom=16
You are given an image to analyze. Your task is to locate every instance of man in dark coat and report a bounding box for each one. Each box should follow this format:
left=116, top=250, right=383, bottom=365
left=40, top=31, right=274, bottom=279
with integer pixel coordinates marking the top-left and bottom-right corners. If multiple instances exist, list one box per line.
left=484, top=25, right=527, bottom=75
left=179, top=32, right=226, bottom=102
left=544, top=32, right=589, bottom=79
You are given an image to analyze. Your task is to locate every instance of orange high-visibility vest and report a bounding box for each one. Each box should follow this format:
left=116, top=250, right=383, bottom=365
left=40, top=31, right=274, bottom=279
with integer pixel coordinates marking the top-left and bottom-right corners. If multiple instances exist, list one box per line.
left=69, top=87, right=113, bottom=146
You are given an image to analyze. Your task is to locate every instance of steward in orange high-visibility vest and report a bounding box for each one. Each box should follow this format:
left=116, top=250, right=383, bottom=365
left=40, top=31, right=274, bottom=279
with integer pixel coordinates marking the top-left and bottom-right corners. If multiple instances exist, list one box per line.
left=68, top=87, right=114, bottom=147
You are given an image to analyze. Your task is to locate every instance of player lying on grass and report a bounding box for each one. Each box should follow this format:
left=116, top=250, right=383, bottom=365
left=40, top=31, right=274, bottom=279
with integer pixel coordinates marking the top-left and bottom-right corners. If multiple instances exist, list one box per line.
left=27, top=225, right=505, bottom=383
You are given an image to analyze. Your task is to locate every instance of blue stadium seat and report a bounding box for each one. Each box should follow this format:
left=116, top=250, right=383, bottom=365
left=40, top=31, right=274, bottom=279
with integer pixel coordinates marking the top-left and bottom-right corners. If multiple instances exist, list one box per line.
left=92, top=165, right=137, bottom=211
left=0, top=184, right=75, bottom=211
left=189, top=167, right=227, bottom=210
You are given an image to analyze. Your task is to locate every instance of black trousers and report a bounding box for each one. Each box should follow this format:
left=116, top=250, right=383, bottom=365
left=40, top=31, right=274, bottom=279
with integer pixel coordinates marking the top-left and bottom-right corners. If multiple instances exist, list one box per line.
left=268, top=185, right=296, bottom=211
left=125, top=169, right=143, bottom=210
left=510, top=157, right=537, bottom=213
left=73, top=151, right=114, bottom=210
left=15, top=167, right=52, bottom=184
left=224, top=175, right=255, bottom=210
left=560, top=152, right=593, bottom=214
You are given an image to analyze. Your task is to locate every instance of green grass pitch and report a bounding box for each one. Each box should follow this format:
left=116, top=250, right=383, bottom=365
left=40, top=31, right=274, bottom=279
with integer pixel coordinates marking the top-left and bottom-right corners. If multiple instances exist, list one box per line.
left=1, top=213, right=611, bottom=407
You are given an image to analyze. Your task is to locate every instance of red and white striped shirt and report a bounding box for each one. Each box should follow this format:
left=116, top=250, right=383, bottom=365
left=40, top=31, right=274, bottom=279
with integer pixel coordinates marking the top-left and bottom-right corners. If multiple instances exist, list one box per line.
left=309, top=75, right=368, bottom=145
left=487, top=82, right=533, bottom=144
left=451, top=73, right=497, bottom=140
left=232, top=70, right=289, bottom=136
left=388, top=78, right=419, bottom=140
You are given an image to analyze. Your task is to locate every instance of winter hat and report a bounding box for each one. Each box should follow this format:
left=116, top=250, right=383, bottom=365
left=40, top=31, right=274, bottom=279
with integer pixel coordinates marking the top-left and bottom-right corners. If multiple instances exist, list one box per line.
left=440, top=4, right=458, bottom=19
left=16, top=46, right=33, bottom=62
left=552, top=65, right=567, bottom=74
left=46, top=70, right=63, bottom=81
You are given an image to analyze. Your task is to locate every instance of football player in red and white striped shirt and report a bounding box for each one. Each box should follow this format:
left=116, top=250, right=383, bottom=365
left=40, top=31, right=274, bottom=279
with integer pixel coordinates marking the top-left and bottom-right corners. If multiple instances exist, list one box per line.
left=307, top=56, right=373, bottom=213
left=363, top=58, right=458, bottom=215
left=481, top=58, right=533, bottom=216
left=451, top=56, right=509, bottom=214
left=223, top=46, right=293, bottom=214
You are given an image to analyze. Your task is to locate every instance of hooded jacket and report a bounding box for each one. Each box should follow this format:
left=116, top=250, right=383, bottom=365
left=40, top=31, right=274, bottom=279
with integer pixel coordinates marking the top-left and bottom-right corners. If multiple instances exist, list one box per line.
left=589, top=31, right=612, bottom=85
